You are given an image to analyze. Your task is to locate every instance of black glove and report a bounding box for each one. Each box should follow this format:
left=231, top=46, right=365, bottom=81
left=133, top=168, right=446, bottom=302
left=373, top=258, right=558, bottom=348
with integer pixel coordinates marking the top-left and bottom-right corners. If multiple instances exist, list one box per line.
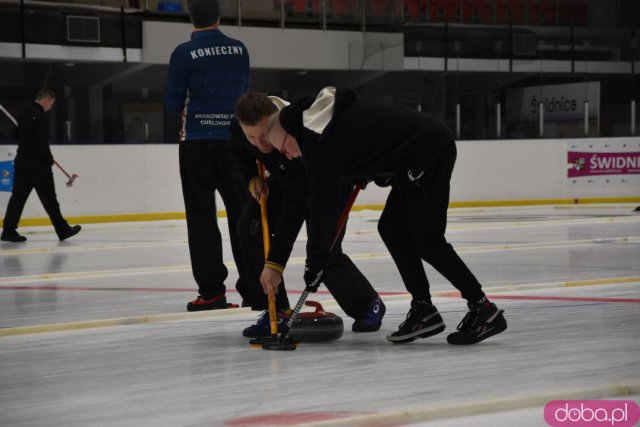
left=384, top=169, right=425, bottom=190
left=373, top=173, right=395, bottom=188
left=355, top=178, right=372, bottom=190
left=303, top=265, right=324, bottom=293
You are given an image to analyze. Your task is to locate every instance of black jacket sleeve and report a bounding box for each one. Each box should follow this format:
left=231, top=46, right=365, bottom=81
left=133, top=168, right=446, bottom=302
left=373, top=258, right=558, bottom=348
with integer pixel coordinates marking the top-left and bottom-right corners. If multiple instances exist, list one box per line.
left=279, top=96, right=346, bottom=272
left=265, top=158, right=308, bottom=270
left=229, top=118, right=260, bottom=189
left=302, top=137, right=345, bottom=272
left=229, top=117, right=308, bottom=271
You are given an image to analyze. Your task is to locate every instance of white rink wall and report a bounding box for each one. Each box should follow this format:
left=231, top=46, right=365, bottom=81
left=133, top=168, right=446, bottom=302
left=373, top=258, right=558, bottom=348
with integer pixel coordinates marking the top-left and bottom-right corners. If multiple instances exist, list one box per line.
left=1, top=137, right=639, bottom=222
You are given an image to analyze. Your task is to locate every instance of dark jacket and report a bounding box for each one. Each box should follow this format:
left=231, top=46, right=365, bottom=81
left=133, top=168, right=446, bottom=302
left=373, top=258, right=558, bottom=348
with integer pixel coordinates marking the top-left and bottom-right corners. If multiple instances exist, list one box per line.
left=279, top=88, right=455, bottom=270
left=16, top=102, right=54, bottom=166
left=165, top=29, right=250, bottom=141
left=230, top=118, right=308, bottom=271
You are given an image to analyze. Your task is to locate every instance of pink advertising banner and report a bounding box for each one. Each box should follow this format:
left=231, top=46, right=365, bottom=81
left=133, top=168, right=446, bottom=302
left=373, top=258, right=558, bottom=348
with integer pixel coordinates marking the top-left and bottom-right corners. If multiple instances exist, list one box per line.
left=567, top=151, right=640, bottom=178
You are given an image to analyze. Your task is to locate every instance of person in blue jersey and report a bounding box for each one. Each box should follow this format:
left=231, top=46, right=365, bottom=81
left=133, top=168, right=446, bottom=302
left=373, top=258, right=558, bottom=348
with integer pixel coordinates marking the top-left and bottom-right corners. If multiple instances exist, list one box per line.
left=164, top=0, right=250, bottom=311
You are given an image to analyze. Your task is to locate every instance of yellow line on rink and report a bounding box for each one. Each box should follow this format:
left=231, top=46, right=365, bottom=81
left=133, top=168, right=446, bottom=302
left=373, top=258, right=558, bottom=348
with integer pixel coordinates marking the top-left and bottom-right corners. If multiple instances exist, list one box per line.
left=0, top=306, right=251, bottom=337
left=357, top=276, right=640, bottom=304
left=479, top=276, right=640, bottom=293
left=0, top=240, right=189, bottom=255
left=2, top=235, right=638, bottom=283
left=0, top=264, right=193, bottom=283
left=1, top=276, right=637, bottom=337
left=292, top=384, right=640, bottom=427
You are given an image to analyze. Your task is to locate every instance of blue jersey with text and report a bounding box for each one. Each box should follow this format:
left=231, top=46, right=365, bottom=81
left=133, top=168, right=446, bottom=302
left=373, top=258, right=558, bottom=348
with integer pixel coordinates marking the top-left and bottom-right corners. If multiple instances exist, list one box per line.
left=165, top=29, right=250, bottom=141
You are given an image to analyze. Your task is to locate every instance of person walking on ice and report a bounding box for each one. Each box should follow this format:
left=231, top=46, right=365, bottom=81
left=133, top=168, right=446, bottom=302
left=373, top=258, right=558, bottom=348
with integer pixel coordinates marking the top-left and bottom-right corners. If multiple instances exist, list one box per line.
left=1, top=88, right=81, bottom=243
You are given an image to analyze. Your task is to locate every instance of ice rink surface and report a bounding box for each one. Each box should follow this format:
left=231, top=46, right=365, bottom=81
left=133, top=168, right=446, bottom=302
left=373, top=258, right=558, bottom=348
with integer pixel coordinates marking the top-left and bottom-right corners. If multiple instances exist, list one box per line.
left=1, top=204, right=639, bottom=427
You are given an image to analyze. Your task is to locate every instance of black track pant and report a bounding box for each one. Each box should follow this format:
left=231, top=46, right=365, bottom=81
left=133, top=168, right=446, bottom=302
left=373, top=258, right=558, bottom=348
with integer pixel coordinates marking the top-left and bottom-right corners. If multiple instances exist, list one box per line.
left=377, top=143, right=485, bottom=303
left=237, top=182, right=379, bottom=319
left=3, top=157, right=70, bottom=236
left=179, top=140, right=249, bottom=300
left=323, top=212, right=380, bottom=319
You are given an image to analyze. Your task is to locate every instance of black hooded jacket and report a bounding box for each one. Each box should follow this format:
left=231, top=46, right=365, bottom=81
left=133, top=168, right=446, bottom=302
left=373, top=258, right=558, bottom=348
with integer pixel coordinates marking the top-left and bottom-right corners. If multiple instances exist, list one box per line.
left=15, top=102, right=54, bottom=166
left=278, top=88, right=454, bottom=271
left=230, top=118, right=308, bottom=270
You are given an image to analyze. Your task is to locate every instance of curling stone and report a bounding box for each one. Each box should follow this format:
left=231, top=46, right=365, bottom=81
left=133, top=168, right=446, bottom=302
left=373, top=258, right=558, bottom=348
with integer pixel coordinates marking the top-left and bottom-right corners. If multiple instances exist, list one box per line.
left=288, top=301, right=344, bottom=342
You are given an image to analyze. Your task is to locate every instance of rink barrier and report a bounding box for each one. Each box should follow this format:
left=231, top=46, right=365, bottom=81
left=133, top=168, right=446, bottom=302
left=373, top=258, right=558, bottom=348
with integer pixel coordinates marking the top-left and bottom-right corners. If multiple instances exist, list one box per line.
left=2, top=196, right=639, bottom=228
left=2, top=138, right=639, bottom=221
left=1, top=275, right=638, bottom=337
left=291, top=384, right=640, bottom=427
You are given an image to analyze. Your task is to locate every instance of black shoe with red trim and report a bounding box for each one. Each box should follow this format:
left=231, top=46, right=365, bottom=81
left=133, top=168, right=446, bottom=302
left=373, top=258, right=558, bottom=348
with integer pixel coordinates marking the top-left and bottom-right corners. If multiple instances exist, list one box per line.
left=186, top=294, right=238, bottom=312
left=386, top=300, right=445, bottom=343
left=447, top=302, right=507, bottom=345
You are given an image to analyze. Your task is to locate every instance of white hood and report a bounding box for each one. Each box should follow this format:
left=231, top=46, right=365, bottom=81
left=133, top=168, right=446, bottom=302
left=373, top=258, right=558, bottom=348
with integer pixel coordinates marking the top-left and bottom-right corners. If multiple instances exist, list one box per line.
left=302, top=86, right=336, bottom=134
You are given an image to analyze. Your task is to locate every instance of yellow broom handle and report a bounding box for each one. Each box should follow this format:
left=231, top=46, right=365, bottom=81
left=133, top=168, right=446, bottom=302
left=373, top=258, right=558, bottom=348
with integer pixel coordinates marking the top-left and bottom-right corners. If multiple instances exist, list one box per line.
left=257, top=161, right=278, bottom=337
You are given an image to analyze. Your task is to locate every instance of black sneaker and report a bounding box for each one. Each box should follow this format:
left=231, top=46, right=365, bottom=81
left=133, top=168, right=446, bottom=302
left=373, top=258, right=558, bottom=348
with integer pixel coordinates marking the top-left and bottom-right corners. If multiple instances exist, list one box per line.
left=186, top=294, right=239, bottom=312
left=447, top=302, right=507, bottom=345
left=1, top=230, right=27, bottom=243
left=352, top=298, right=386, bottom=332
left=386, top=300, right=445, bottom=344
left=58, top=225, right=81, bottom=241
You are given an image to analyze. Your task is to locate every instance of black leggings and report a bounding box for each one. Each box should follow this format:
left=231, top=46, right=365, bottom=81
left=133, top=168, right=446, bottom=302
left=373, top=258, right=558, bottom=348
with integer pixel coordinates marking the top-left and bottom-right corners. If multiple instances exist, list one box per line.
left=236, top=184, right=290, bottom=311
left=236, top=181, right=379, bottom=318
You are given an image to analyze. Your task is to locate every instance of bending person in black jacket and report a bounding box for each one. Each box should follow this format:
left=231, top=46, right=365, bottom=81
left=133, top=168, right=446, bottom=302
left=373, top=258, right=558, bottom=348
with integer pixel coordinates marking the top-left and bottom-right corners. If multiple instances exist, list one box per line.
left=232, top=93, right=385, bottom=337
left=248, top=87, right=507, bottom=346
left=1, top=89, right=81, bottom=243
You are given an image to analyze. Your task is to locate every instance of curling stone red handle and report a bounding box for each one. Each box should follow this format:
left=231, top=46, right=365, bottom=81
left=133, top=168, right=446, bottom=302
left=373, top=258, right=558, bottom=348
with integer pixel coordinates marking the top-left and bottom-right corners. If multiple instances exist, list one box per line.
left=304, top=300, right=326, bottom=315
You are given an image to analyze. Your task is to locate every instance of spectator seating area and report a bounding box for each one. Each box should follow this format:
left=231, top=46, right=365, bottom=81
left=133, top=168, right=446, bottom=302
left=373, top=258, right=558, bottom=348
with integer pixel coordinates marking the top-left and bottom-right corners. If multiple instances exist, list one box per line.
left=277, top=0, right=588, bottom=26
